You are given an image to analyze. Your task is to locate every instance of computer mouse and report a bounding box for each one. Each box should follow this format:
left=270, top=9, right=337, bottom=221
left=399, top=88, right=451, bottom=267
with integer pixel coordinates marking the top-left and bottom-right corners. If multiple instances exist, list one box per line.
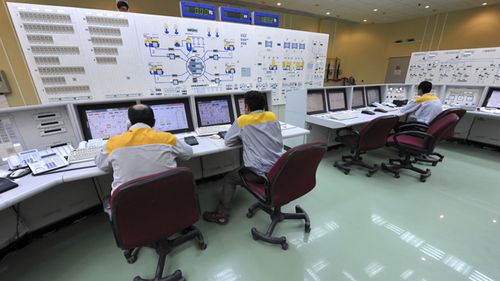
left=209, top=134, right=221, bottom=140
left=8, top=167, right=31, bottom=179
left=361, top=110, right=376, bottom=115
left=374, top=108, right=388, bottom=113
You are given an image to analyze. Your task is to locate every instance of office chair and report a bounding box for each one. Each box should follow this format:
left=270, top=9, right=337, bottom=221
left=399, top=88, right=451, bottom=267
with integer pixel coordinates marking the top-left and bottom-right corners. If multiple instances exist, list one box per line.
left=398, top=108, right=466, bottom=166
left=334, top=115, right=399, bottom=177
left=104, top=168, right=206, bottom=281
left=239, top=141, right=327, bottom=250
left=382, top=113, right=460, bottom=182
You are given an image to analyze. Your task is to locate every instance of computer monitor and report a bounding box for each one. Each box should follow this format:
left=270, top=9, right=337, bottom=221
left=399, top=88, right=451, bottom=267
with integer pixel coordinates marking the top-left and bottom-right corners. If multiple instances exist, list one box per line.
left=142, top=98, right=194, bottom=134
left=483, top=87, right=500, bottom=109
left=352, top=87, right=366, bottom=109
left=326, top=89, right=347, bottom=112
left=195, top=95, right=235, bottom=127
left=366, top=86, right=382, bottom=105
left=234, top=93, right=269, bottom=116
left=307, top=89, right=326, bottom=115
left=77, top=102, right=136, bottom=140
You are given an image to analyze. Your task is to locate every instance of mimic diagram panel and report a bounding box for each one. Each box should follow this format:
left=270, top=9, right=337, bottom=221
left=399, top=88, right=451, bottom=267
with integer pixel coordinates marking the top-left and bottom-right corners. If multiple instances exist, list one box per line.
left=8, top=3, right=328, bottom=105
left=406, top=48, right=500, bottom=85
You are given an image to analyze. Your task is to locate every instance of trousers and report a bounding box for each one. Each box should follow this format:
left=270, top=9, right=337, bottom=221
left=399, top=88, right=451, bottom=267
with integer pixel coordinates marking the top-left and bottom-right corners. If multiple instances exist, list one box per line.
left=220, top=168, right=266, bottom=209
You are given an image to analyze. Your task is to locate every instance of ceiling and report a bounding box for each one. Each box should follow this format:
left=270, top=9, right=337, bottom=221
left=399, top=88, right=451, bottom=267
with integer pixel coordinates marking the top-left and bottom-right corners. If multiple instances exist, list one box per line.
left=229, top=0, right=500, bottom=23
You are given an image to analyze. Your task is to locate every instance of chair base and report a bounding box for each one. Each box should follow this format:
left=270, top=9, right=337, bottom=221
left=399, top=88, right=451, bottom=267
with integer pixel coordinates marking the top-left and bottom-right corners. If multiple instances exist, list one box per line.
left=126, top=226, right=206, bottom=281
left=334, top=154, right=379, bottom=177
left=414, top=152, right=444, bottom=166
left=381, top=155, right=432, bottom=182
left=246, top=202, right=311, bottom=250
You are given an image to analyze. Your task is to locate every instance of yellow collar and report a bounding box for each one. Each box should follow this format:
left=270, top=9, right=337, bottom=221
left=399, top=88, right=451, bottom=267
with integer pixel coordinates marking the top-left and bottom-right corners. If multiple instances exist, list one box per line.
left=416, top=94, right=439, bottom=103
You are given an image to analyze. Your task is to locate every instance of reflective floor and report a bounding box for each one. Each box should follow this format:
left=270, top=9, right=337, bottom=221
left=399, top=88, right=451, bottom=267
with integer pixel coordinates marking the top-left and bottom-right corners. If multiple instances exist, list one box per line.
left=1, top=142, right=499, bottom=281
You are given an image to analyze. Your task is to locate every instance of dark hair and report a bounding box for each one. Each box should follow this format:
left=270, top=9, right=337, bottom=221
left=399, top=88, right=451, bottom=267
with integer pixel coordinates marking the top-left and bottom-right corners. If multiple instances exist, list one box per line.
left=116, top=1, right=129, bottom=9
left=418, top=81, right=433, bottom=94
left=128, top=104, right=155, bottom=127
left=244, top=91, right=266, bottom=112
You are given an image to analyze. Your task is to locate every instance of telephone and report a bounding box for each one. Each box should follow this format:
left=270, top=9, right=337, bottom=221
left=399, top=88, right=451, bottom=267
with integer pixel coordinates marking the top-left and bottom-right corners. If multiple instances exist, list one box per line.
left=6, top=144, right=74, bottom=170
left=7, top=149, right=41, bottom=170
left=28, top=152, right=69, bottom=175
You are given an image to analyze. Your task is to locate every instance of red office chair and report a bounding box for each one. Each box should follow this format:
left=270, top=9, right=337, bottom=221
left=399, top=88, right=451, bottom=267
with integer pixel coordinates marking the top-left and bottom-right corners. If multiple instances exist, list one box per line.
left=334, top=115, right=399, bottom=176
left=239, top=141, right=327, bottom=250
left=382, top=113, right=460, bottom=182
left=105, top=168, right=206, bottom=281
left=398, top=108, right=466, bottom=165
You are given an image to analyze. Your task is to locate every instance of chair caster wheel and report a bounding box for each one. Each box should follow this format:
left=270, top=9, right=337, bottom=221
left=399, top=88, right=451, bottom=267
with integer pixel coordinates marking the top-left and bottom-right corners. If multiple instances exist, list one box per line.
left=366, top=172, right=374, bottom=177
left=420, top=176, right=427, bottom=183
left=251, top=229, right=259, bottom=240
left=343, top=170, right=350, bottom=175
left=281, top=243, right=289, bottom=250
left=134, top=276, right=142, bottom=281
left=395, top=173, right=400, bottom=179
left=432, top=162, right=437, bottom=166
left=305, top=224, right=311, bottom=233
left=246, top=211, right=254, bottom=218
left=199, top=242, right=207, bottom=250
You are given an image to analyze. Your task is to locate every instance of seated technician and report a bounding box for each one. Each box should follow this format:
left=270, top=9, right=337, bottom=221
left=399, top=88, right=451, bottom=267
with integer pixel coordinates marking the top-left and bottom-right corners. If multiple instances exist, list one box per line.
left=116, top=1, right=129, bottom=12
left=96, top=104, right=193, bottom=194
left=203, top=91, right=283, bottom=225
left=400, top=81, right=443, bottom=124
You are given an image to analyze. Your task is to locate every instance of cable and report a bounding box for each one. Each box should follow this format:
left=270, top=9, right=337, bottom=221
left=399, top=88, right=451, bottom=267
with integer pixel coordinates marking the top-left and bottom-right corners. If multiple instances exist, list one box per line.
left=11, top=204, right=20, bottom=239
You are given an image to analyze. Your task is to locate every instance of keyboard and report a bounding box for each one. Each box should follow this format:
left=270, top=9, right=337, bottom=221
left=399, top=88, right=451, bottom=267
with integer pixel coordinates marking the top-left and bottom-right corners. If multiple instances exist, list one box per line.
left=327, top=110, right=359, bottom=120
left=196, top=125, right=231, bottom=136
left=68, top=147, right=101, bottom=164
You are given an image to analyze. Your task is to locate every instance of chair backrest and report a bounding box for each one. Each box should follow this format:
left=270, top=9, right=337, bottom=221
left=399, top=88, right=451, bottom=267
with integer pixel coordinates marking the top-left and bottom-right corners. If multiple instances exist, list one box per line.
left=110, top=168, right=199, bottom=249
left=267, top=141, right=327, bottom=207
left=429, top=108, right=466, bottom=140
left=358, top=115, right=400, bottom=151
left=426, top=113, right=460, bottom=150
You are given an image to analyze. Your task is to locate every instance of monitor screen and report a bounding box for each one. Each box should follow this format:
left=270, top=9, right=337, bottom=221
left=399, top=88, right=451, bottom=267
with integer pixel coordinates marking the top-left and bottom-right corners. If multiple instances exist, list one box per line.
left=307, top=89, right=326, bottom=114
left=326, top=89, right=347, bottom=112
left=366, top=87, right=382, bottom=105
left=77, top=102, right=136, bottom=140
left=352, top=88, right=366, bottom=109
left=143, top=98, right=194, bottom=134
left=195, top=96, right=235, bottom=127
left=234, top=93, right=269, bottom=116
left=484, top=88, right=500, bottom=109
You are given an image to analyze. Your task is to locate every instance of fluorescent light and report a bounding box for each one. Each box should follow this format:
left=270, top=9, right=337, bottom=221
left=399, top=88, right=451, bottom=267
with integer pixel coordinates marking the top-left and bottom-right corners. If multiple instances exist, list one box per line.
left=276, top=2, right=282, bottom=6
left=363, top=19, right=368, bottom=22
left=326, top=12, right=331, bottom=15
left=425, top=5, right=430, bottom=8
left=373, top=8, right=378, bottom=12
left=482, top=2, right=488, bottom=5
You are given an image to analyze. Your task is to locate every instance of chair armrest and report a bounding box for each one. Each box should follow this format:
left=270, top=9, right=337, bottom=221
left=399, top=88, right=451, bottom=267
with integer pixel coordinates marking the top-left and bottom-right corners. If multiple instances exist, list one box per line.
left=393, top=131, right=435, bottom=153
left=397, top=122, right=429, bottom=132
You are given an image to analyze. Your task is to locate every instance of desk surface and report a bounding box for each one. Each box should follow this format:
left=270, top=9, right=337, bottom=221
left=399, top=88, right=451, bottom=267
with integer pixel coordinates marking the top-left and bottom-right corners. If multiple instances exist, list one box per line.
left=0, top=124, right=309, bottom=211
left=306, top=109, right=405, bottom=129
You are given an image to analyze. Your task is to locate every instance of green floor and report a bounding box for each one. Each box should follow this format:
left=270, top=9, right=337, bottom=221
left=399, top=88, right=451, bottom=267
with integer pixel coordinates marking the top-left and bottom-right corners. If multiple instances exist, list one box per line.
left=1, top=143, right=499, bottom=281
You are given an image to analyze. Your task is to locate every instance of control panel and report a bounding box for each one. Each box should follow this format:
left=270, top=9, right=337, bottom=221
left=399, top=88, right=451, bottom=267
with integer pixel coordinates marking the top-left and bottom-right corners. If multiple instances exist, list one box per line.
left=385, top=86, right=407, bottom=102
left=443, top=87, right=483, bottom=109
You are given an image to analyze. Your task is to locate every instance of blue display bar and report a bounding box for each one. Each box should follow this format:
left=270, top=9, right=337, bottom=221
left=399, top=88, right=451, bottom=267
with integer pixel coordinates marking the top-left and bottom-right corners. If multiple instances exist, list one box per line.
left=252, top=11, right=280, bottom=27
left=180, top=1, right=216, bottom=20
left=219, top=7, right=251, bottom=24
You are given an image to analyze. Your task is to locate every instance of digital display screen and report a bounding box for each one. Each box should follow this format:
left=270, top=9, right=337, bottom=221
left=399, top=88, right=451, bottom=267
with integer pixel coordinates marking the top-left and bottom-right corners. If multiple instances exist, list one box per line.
left=486, top=90, right=500, bottom=108
left=257, top=15, right=276, bottom=24
left=197, top=98, right=232, bottom=127
left=307, top=90, right=326, bottom=114
left=151, top=103, right=189, bottom=133
left=85, top=107, right=129, bottom=140
left=187, top=6, right=213, bottom=16
left=366, top=88, right=381, bottom=104
left=224, top=11, right=247, bottom=20
left=327, top=91, right=346, bottom=111
left=352, top=88, right=366, bottom=108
